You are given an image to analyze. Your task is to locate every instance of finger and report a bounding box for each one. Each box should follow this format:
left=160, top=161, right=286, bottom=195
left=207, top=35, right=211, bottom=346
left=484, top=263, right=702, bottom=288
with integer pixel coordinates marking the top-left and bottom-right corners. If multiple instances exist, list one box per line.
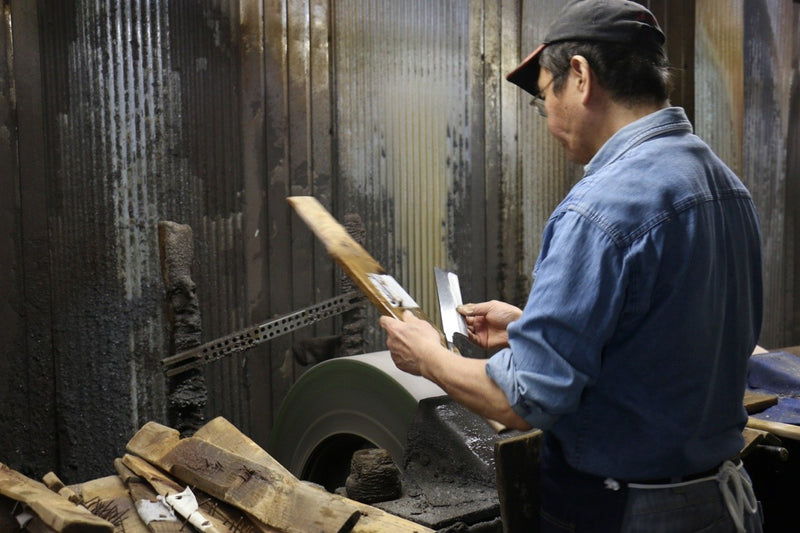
left=457, top=304, right=476, bottom=316
left=379, top=315, right=398, bottom=331
left=401, top=309, right=420, bottom=322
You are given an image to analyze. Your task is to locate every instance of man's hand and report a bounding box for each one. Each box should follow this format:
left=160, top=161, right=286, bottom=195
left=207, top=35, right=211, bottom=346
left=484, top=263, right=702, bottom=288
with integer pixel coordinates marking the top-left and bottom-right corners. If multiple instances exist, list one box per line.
left=457, top=300, right=523, bottom=350
left=379, top=310, right=443, bottom=377
left=380, top=307, right=532, bottom=431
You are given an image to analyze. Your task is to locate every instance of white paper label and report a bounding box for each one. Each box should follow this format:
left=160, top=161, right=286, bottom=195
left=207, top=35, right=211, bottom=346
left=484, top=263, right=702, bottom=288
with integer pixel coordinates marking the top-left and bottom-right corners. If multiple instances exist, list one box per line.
left=367, top=274, right=419, bottom=308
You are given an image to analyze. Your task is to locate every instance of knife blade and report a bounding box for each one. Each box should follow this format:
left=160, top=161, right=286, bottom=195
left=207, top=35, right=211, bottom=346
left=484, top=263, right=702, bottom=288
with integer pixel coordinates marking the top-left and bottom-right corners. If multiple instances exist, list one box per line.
left=434, top=267, right=468, bottom=350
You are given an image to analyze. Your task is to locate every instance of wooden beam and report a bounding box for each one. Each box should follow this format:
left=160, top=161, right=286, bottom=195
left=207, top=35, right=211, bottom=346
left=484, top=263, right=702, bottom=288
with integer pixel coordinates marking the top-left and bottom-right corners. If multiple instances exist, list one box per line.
left=127, top=417, right=433, bottom=533
left=0, top=463, right=113, bottom=533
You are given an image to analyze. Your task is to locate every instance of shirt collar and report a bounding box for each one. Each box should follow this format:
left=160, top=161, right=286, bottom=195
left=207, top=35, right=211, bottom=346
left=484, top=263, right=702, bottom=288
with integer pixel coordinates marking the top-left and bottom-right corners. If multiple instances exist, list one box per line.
left=583, top=107, right=694, bottom=175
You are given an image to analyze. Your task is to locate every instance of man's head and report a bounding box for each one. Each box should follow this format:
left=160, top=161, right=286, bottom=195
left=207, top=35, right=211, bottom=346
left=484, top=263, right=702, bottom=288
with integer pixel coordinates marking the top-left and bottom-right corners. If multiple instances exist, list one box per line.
left=508, top=0, right=671, bottom=107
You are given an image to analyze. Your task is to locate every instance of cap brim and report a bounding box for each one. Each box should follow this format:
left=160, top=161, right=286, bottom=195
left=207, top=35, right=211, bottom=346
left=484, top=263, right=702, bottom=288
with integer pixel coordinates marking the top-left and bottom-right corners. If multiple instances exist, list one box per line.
left=506, top=43, right=546, bottom=97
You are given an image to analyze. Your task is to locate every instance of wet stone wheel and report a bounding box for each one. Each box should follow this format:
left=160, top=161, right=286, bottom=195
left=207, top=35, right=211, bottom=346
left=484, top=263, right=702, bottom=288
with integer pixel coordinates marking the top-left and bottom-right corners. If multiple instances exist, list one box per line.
left=267, top=352, right=446, bottom=492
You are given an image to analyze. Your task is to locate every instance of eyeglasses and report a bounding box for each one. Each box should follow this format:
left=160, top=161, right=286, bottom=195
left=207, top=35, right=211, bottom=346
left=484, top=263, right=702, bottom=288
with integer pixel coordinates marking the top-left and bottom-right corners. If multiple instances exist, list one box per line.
left=529, top=77, right=555, bottom=118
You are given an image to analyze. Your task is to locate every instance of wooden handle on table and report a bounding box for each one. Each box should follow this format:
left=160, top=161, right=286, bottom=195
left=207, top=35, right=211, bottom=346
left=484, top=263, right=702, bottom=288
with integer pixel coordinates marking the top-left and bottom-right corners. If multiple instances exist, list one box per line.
left=747, top=417, right=800, bottom=441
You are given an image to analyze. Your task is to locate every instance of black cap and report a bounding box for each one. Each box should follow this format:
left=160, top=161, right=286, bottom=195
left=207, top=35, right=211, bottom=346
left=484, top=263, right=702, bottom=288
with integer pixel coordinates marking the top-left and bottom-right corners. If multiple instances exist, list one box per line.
left=507, top=0, right=666, bottom=96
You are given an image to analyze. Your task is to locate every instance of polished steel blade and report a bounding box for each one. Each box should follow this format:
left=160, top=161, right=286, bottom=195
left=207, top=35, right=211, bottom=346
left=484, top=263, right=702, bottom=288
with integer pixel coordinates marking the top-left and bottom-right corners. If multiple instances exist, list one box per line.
left=434, top=268, right=468, bottom=349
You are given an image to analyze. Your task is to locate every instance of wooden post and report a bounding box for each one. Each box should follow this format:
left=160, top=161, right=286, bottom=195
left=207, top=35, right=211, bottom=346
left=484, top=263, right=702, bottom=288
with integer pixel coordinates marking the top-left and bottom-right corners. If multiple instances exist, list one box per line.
left=158, top=221, right=206, bottom=436
left=495, top=430, right=543, bottom=533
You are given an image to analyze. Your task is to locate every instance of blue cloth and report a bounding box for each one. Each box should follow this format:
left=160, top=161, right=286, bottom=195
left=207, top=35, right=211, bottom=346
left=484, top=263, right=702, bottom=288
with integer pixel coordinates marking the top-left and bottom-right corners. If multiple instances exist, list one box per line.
left=748, top=351, right=800, bottom=396
left=748, top=351, right=800, bottom=424
left=486, top=107, right=763, bottom=480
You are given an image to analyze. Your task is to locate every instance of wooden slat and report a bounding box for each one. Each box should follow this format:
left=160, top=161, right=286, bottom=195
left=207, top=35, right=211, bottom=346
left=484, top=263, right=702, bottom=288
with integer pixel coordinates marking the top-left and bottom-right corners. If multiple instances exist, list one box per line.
left=70, top=474, right=150, bottom=533
left=119, top=453, right=273, bottom=533
left=494, top=430, right=543, bottom=533
left=0, top=463, right=113, bottom=533
left=118, top=469, right=183, bottom=533
left=288, top=196, right=438, bottom=328
left=746, top=417, right=800, bottom=441
left=122, top=455, right=236, bottom=533
left=743, top=390, right=779, bottom=414
left=113, top=458, right=187, bottom=533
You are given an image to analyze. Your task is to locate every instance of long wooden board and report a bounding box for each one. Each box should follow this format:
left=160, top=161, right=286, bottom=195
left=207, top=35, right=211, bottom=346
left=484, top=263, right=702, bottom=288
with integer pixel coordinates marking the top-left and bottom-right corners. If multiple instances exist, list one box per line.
left=0, top=463, right=113, bottom=533
left=127, top=418, right=433, bottom=533
left=287, top=196, right=439, bottom=328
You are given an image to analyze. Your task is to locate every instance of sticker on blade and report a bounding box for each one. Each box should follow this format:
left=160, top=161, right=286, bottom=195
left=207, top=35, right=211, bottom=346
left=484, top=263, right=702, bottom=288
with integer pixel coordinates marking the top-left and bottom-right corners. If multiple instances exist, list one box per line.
left=367, top=273, right=419, bottom=309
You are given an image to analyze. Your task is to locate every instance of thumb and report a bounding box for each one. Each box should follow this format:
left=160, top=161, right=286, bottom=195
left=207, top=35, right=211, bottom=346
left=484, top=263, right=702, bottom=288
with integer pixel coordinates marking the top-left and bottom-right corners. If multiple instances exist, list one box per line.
left=457, top=303, right=482, bottom=316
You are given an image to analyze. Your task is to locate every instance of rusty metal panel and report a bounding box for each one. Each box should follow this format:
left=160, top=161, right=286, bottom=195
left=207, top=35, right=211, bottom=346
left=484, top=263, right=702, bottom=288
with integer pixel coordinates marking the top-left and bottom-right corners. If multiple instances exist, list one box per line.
left=162, top=0, right=258, bottom=435
left=1, top=0, right=59, bottom=477
left=22, top=0, right=256, bottom=480
left=239, top=0, right=272, bottom=446
left=741, top=0, right=800, bottom=347
left=695, top=0, right=800, bottom=347
left=332, top=0, right=478, bottom=342
left=695, top=0, right=744, bottom=175
left=789, top=3, right=800, bottom=345
left=262, top=0, right=338, bottom=430
left=34, top=0, right=179, bottom=480
left=514, top=0, right=584, bottom=301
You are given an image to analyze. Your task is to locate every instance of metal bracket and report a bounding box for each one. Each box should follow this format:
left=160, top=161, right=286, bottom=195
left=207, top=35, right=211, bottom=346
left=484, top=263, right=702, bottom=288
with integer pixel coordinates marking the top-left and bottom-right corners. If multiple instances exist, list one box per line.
left=162, top=291, right=364, bottom=377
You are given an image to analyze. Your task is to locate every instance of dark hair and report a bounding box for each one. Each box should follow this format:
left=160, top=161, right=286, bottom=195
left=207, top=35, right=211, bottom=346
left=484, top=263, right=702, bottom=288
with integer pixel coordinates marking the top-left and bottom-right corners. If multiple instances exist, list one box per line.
left=540, top=41, right=672, bottom=107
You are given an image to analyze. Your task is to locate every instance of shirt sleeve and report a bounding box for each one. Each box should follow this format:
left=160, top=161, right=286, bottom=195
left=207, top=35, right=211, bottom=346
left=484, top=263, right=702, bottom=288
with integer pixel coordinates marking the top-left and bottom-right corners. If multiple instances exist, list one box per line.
left=485, top=209, right=629, bottom=429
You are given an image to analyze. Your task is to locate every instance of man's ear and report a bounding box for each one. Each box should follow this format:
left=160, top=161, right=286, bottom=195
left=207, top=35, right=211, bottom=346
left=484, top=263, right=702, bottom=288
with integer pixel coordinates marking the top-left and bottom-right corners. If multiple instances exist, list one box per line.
left=570, top=55, right=594, bottom=104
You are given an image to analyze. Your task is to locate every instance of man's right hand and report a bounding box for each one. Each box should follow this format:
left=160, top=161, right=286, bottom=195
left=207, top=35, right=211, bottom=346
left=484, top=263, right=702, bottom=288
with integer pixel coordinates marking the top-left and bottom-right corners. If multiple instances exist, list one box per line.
left=457, top=300, right=523, bottom=351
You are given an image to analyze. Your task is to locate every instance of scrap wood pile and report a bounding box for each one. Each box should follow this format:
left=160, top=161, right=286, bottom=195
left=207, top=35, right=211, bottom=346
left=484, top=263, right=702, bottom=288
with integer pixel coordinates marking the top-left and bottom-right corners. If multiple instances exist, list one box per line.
left=0, top=417, right=433, bottom=533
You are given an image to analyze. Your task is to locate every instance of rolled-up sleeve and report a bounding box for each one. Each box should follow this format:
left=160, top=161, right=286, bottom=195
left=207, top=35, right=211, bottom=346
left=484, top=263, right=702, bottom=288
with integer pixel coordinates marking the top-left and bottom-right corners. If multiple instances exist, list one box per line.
left=485, top=210, right=628, bottom=430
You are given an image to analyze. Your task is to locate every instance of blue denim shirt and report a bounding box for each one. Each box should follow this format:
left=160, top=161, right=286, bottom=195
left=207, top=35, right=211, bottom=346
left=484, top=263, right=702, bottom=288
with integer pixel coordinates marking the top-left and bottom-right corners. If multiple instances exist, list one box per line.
left=486, top=107, right=763, bottom=480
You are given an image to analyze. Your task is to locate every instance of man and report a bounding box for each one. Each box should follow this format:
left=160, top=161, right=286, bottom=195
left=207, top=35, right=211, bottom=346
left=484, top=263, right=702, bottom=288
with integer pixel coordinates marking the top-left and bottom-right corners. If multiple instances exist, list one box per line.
left=379, top=1, right=764, bottom=531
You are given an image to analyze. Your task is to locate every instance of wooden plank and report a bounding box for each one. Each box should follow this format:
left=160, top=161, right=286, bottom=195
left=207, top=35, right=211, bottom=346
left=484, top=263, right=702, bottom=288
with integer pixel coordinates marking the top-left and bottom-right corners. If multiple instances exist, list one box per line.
left=167, top=438, right=429, bottom=533
left=746, top=417, right=800, bottom=441
left=494, top=430, right=542, bottom=533
left=126, top=417, right=433, bottom=533
left=741, top=427, right=768, bottom=457
left=69, top=475, right=149, bottom=533
left=113, top=457, right=188, bottom=533
left=191, top=418, right=432, bottom=532
left=238, top=0, right=273, bottom=449
left=0, top=463, right=113, bottom=532
left=287, top=196, right=439, bottom=328
left=193, top=417, right=284, bottom=471
left=743, top=390, right=779, bottom=414
left=121, top=455, right=185, bottom=498
left=125, top=421, right=182, bottom=471
left=120, top=454, right=274, bottom=533
left=117, top=467, right=183, bottom=533
left=742, top=1, right=799, bottom=346
left=121, top=455, right=233, bottom=533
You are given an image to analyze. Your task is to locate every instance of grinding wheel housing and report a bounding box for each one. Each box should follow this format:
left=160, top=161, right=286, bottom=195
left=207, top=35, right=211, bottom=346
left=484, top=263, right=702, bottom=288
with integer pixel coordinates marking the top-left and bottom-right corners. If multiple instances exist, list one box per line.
left=267, top=351, right=445, bottom=491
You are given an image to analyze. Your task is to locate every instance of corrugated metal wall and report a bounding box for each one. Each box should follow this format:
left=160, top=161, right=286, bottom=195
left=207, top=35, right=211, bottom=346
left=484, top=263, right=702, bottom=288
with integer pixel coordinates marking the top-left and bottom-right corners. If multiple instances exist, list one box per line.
left=333, top=0, right=477, bottom=337
left=695, top=0, right=800, bottom=348
left=0, top=0, right=798, bottom=483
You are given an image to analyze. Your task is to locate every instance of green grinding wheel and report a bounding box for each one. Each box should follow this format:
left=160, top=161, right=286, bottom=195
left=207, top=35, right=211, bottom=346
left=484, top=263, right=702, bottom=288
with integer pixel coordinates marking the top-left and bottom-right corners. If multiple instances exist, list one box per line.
left=268, top=351, right=445, bottom=491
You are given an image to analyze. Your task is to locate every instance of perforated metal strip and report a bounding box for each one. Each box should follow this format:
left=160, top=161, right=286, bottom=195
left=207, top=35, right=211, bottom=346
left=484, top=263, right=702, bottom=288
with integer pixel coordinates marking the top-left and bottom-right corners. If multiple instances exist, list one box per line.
left=162, top=291, right=363, bottom=377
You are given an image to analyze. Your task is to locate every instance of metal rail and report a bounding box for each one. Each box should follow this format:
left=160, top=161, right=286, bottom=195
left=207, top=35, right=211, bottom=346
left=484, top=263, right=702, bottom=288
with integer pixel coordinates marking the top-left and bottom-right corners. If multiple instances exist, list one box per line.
left=162, top=291, right=363, bottom=377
